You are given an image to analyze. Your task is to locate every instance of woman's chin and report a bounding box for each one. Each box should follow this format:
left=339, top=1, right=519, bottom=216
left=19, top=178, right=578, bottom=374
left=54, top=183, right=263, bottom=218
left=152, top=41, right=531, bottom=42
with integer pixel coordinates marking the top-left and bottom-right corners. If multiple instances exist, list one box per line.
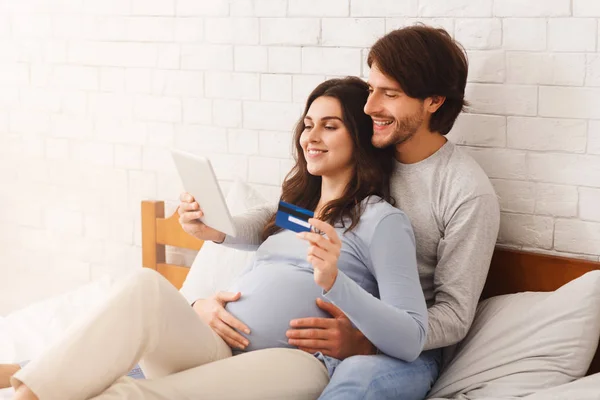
left=306, top=165, right=324, bottom=176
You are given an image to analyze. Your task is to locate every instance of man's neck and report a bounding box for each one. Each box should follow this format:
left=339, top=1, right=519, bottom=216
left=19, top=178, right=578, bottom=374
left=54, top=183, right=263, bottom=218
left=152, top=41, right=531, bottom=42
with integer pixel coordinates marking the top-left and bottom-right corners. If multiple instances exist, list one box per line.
left=395, top=130, right=447, bottom=164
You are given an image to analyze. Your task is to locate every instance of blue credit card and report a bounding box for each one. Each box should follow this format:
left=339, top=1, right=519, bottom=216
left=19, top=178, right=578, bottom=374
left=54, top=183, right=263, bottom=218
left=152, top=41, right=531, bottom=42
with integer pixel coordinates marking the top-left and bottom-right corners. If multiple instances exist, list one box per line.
left=275, top=201, right=314, bottom=233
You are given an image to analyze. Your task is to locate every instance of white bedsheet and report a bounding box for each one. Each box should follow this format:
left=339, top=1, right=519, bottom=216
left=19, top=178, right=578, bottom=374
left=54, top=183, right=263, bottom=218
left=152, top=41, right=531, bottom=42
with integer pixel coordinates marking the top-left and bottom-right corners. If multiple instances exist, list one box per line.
left=0, top=276, right=117, bottom=398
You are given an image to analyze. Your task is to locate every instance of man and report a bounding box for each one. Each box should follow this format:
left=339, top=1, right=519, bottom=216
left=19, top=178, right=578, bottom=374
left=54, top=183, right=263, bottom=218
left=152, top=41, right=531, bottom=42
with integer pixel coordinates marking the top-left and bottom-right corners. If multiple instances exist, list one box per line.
left=180, top=25, right=500, bottom=400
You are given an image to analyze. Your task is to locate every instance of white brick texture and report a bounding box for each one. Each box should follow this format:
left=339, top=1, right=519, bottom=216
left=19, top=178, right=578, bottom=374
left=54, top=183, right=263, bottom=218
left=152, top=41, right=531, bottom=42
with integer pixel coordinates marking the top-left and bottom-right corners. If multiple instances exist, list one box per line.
left=350, top=0, right=418, bottom=17
left=555, top=219, right=600, bottom=254
left=3, top=1, right=600, bottom=311
left=419, top=0, right=492, bottom=17
left=230, top=0, right=287, bottom=17
left=466, top=51, right=505, bottom=83
left=466, top=84, right=537, bottom=116
left=535, top=184, right=578, bottom=217
left=498, top=213, right=554, bottom=249
left=589, top=121, right=600, bottom=155
left=463, top=147, right=527, bottom=179
left=322, top=18, right=385, bottom=47
left=579, top=187, right=600, bottom=222
left=585, top=54, right=600, bottom=86
left=302, top=47, right=362, bottom=76
left=493, top=0, right=570, bottom=17
left=507, top=117, right=587, bottom=153
left=539, top=87, right=600, bottom=119
left=206, top=18, right=260, bottom=45
left=132, top=0, right=175, bottom=16
left=288, top=0, right=349, bottom=17
left=507, top=53, right=586, bottom=86
left=548, top=19, right=597, bottom=52
left=528, top=153, right=600, bottom=187
left=455, top=19, right=502, bottom=50
left=235, top=46, right=268, bottom=72
left=491, top=179, right=535, bottom=213
left=574, top=0, right=600, bottom=17
left=447, top=114, right=506, bottom=147
left=176, top=0, right=229, bottom=17
left=261, top=18, right=320, bottom=46
left=502, top=19, right=547, bottom=51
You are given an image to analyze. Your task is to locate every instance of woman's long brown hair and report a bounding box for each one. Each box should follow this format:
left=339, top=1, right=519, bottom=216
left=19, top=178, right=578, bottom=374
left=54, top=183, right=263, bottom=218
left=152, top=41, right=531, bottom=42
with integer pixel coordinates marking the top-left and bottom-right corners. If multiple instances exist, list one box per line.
left=262, top=77, right=395, bottom=241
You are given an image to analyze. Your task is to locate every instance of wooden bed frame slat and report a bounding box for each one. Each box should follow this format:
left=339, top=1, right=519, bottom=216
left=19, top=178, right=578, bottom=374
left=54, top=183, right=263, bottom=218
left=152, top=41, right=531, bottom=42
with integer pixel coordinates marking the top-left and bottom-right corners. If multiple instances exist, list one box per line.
left=156, top=263, right=191, bottom=290
left=142, top=201, right=204, bottom=277
left=141, top=200, right=600, bottom=376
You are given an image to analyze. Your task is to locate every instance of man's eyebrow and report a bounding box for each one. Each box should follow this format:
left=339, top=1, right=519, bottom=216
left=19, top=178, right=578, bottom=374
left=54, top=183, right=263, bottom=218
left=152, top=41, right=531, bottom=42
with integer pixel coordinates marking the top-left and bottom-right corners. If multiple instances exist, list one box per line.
left=368, top=84, right=402, bottom=92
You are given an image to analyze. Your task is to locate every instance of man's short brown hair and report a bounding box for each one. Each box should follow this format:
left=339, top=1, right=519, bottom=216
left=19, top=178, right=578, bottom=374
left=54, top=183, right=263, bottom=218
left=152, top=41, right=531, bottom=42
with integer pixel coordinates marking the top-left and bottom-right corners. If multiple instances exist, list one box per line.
left=367, top=25, right=468, bottom=135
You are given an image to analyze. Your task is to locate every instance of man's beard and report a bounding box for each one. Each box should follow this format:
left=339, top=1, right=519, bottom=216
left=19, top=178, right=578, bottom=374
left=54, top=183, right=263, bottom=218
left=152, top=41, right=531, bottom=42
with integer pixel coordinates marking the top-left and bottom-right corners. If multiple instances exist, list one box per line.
left=372, top=111, right=424, bottom=149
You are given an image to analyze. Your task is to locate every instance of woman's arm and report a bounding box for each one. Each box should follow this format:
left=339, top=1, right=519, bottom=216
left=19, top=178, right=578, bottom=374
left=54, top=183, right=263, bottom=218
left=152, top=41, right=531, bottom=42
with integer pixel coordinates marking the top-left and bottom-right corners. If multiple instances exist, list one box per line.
left=322, top=213, right=428, bottom=362
left=221, top=204, right=277, bottom=249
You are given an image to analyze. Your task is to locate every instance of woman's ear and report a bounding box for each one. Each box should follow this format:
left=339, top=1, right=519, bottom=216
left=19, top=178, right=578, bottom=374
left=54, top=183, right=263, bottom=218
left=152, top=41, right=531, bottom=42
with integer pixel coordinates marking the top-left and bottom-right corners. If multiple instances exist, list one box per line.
left=425, top=96, right=446, bottom=113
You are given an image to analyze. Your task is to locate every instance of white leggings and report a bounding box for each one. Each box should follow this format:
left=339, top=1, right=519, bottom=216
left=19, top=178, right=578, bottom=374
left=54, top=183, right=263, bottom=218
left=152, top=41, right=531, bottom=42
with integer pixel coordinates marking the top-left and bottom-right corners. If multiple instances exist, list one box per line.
left=11, top=269, right=329, bottom=400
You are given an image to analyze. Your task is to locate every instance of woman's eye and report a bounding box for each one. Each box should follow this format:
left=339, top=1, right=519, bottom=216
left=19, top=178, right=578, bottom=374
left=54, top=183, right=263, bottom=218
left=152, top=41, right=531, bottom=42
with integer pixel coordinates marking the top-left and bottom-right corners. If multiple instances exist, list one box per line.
left=304, top=125, right=313, bottom=130
left=325, top=125, right=337, bottom=130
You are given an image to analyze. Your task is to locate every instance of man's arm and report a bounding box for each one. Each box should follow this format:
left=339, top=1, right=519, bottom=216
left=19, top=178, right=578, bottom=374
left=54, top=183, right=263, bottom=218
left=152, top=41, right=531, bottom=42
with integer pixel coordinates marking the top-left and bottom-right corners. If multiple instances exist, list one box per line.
left=424, top=193, right=500, bottom=350
left=221, top=204, right=277, bottom=249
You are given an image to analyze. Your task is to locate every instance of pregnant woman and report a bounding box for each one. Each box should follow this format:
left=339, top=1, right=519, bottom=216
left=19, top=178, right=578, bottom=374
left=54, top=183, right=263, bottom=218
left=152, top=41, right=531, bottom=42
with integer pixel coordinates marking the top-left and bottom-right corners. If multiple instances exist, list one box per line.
left=6, top=77, right=427, bottom=400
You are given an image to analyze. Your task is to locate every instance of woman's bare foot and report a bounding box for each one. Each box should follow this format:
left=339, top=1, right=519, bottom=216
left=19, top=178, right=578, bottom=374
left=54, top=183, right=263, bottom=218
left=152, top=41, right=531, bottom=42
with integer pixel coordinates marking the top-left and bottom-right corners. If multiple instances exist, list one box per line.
left=0, top=364, right=21, bottom=389
left=13, top=384, right=39, bottom=400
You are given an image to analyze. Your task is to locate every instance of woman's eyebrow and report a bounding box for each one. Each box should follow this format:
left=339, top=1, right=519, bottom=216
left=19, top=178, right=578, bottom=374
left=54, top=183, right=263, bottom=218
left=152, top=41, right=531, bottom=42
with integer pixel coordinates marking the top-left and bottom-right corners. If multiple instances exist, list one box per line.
left=304, top=116, right=343, bottom=122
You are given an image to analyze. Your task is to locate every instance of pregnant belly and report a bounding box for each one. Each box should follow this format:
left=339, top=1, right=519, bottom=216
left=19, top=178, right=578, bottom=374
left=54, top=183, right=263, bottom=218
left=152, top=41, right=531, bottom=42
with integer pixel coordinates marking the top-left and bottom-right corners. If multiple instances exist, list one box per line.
left=225, top=264, right=330, bottom=352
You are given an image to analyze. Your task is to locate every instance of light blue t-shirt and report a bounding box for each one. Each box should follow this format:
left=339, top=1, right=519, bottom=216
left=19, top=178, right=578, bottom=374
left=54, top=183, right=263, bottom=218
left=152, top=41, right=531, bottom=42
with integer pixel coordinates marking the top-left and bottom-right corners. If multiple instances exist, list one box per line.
left=225, top=196, right=428, bottom=363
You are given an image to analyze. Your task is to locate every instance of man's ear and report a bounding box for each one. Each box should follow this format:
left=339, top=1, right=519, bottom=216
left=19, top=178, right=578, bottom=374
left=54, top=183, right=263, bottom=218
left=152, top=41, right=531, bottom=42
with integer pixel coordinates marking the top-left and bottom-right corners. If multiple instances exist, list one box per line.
left=425, top=96, right=446, bottom=113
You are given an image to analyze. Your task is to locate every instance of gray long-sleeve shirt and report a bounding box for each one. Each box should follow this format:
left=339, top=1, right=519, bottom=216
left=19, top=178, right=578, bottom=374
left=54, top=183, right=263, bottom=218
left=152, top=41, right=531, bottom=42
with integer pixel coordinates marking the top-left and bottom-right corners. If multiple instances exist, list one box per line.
left=225, top=197, right=427, bottom=361
left=224, top=141, right=500, bottom=350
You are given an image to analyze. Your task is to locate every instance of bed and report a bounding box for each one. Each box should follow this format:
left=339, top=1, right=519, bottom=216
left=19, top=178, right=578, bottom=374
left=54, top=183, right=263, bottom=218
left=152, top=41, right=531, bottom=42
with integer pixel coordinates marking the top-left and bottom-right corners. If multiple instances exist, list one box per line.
left=0, top=199, right=598, bottom=399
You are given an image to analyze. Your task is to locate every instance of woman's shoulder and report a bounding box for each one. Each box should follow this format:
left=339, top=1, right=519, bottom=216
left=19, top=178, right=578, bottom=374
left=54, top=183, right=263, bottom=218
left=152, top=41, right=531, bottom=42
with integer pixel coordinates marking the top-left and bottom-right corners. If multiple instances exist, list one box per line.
left=358, top=196, right=412, bottom=229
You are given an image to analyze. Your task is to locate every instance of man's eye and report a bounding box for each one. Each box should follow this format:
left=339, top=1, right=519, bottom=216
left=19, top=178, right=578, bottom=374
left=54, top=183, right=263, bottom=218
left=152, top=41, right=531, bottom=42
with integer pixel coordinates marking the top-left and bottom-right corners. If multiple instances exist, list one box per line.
left=385, top=93, right=398, bottom=98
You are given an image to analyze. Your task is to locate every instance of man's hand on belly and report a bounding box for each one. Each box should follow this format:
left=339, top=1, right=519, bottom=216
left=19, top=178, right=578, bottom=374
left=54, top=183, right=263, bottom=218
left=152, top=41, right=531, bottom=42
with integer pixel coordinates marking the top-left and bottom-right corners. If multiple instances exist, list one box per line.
left=286, top=298, right=376, bottom=359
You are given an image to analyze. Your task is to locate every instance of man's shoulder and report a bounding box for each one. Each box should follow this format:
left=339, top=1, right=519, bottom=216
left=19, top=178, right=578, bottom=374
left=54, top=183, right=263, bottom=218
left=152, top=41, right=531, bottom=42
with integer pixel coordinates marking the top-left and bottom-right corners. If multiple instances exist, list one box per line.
left=441, top=143, right=497, bottom=201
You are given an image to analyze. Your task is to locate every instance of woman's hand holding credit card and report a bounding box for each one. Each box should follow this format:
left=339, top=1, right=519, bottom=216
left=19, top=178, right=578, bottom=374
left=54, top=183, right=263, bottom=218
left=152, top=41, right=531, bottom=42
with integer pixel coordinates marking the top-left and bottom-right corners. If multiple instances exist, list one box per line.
left=274, top=201, right=340, bottom=292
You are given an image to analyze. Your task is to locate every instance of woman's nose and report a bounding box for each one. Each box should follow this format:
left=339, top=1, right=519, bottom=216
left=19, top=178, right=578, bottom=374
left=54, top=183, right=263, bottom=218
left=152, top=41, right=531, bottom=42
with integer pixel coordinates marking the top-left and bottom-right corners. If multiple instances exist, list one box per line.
left=304, top=127, right=321, bottom=143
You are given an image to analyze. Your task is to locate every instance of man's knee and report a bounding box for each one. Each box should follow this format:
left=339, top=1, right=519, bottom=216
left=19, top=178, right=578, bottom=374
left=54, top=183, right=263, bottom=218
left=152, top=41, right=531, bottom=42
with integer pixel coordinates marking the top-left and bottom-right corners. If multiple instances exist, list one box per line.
left=332, top=355, right=387, bottom=382
left=321, top=354, right=437, bottom=400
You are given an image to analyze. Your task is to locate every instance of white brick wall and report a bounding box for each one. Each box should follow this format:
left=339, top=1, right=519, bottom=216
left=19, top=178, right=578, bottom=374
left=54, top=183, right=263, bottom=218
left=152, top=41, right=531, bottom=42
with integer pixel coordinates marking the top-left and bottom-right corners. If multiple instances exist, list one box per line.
left=1, top=0, right=600, bottom=314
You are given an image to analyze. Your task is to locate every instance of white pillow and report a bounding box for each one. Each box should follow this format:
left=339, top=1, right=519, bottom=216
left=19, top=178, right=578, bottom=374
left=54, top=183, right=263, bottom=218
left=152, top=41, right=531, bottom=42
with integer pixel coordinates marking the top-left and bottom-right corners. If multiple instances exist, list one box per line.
left=522, top=372, right=600, bottom=400
left=179, top=178, right=270, bottom=304
left=427, top=270, right=600, bottom=400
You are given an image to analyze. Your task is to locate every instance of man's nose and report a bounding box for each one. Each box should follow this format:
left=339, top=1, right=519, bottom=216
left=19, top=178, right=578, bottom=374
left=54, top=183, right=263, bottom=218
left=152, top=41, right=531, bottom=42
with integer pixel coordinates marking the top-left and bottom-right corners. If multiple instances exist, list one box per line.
left=364, top=93, right=379, bottom=116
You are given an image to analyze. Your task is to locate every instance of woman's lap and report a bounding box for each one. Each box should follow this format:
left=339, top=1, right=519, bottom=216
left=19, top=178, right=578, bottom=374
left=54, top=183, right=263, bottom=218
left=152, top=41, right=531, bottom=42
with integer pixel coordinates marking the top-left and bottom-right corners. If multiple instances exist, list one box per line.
left=92, top=348, right=329, bottom=400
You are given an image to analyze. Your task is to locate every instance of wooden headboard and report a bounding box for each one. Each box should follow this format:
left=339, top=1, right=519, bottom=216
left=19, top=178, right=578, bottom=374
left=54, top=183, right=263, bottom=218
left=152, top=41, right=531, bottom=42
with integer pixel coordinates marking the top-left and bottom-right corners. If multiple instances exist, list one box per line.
left=141, top=200, right=600, bottom=376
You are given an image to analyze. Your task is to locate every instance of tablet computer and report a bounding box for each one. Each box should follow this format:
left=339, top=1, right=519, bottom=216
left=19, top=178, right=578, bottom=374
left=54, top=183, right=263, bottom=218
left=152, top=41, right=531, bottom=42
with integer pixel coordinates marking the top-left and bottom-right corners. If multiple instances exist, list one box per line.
left=171, top=149, right=237, bottom=237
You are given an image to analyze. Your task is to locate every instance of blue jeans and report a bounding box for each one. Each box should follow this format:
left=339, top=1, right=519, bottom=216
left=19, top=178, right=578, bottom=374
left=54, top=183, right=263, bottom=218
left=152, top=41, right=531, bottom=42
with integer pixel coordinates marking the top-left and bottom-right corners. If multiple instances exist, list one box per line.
left=318, top=349, right=442, bottom=400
